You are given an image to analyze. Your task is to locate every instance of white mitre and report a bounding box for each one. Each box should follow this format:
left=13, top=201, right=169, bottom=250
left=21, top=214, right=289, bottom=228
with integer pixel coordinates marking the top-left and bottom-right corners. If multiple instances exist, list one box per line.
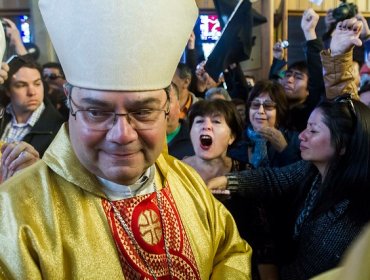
left=39, top=0, right=198, bottom=91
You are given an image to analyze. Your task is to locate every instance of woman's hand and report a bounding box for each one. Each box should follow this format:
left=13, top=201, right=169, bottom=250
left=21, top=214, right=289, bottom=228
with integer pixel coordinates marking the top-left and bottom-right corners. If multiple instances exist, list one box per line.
left=1, top=141, right=40, bottom=182
left=258, top=127, right=288, bottom=153
left=207, top=175, right=229, bottom=195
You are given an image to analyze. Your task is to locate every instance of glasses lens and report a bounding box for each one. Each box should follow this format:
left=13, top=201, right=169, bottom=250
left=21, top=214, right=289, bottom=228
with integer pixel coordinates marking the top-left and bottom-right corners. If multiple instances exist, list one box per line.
left=44, top=73, right=61, bottom=80
left=263, top=101, right=277, bottom=110
left=79, top=110, right=114, bottom=130
left=251, top=101, right=261, bottom=109
left=75, top=109, right=167, bottom=131
left=129, top=110, right=166, bottom=130
left=251, top=101, right=276, bottom=110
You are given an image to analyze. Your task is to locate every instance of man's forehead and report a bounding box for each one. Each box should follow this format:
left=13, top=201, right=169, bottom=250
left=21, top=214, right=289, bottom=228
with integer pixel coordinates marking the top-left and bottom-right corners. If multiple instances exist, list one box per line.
left=12, top=67, right=41, bottom=80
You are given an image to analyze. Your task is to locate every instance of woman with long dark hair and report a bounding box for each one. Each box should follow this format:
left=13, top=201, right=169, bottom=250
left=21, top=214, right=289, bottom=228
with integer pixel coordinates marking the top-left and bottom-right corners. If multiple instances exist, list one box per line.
left=208, top=97, right=370, bottom=279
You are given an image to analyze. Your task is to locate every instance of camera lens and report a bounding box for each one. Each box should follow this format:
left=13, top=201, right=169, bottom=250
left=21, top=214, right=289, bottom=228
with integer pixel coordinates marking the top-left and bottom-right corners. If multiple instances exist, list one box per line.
left=281, top=41, right=289, bottom=48
left=332, top=2, right=358, bottom=22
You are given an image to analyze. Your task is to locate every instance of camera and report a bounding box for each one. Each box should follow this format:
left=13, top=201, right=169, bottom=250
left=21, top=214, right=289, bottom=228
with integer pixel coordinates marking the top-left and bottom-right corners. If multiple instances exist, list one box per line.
left=332, top=0, right=358, bottom=23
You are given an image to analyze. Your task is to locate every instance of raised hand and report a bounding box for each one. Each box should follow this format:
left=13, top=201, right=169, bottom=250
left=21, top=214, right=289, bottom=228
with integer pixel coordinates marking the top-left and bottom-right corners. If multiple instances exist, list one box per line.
left=1, top=18, right=28, bottom=55
left=330, top=18, right=363, bottom=56
left=301, top=8, right=319, bottom=41
left=273, top=41, right=285, bottom=60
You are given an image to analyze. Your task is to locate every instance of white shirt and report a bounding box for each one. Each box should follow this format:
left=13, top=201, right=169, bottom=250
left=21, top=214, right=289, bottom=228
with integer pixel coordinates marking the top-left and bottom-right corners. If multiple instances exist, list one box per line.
left=0, top=102, right=45, bottom=143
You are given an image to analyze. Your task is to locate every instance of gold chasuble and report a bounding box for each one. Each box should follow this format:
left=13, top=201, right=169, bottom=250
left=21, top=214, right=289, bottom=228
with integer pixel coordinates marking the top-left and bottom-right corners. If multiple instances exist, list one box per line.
left=0, top=124, right=252, bottom=279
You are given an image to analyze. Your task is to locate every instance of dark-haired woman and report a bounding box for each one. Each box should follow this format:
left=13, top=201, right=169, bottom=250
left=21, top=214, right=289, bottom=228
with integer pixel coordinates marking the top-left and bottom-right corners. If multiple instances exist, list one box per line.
left=228, top=80, right=301, bottom=169
left=183, top=99, right=245, bottom=182
left=208, top=97, right=370, bottom=279
left=183, top=99, right=272, bottom=279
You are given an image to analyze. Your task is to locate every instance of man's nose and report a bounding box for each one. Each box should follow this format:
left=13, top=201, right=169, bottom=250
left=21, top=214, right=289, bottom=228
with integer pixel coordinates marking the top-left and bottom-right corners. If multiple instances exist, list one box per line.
left=286, top=75, right=295, bottom=83
left=106, top=115, right=138, bottom=144
left=27, top=85, right=37, bottom=95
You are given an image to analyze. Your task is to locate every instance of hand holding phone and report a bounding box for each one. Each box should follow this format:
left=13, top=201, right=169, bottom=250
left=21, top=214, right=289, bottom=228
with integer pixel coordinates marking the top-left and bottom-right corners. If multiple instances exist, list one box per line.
left=6, top=55, right=25, bottom=71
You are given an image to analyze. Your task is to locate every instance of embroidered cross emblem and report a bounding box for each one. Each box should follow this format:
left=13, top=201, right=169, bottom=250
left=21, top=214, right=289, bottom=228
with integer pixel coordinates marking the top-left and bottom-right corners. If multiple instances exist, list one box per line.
left=138, top=209, right=162, bottom=245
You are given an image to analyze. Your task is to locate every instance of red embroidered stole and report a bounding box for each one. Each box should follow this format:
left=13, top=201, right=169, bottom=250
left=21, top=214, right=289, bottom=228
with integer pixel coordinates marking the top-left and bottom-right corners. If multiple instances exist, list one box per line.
left=102, top=184, right=201, bottom=280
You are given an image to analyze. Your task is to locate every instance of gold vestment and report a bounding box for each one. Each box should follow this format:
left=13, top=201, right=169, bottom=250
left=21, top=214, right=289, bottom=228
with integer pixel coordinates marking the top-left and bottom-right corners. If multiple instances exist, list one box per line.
left=0, top=125, right=251, bottom=279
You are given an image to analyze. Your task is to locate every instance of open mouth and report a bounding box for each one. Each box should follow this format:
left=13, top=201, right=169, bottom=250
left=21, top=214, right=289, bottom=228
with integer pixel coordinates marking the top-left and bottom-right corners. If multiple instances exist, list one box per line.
left=200, top=135, right=213, bottom=147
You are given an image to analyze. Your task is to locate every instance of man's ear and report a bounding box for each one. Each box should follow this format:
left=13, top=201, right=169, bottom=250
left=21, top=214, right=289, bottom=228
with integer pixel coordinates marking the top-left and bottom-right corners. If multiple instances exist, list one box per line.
left=340, top=147, right=346, bottom=156
left=184, top=77, right=191, bottom=88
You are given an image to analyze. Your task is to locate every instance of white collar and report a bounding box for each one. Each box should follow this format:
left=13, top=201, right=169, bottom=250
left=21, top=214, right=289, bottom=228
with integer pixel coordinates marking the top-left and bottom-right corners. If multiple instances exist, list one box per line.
left=97, top=165, right=155, bottom=201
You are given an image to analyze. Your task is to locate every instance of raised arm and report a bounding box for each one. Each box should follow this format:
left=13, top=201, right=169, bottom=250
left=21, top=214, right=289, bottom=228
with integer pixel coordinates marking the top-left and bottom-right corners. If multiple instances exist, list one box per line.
left=321, top=18, right=363, bottom=100
left=2, top=18, right=28, bottom=56
left=268, top=41, right=287, bottom=80
left=301, top=9, right=325, bottom=109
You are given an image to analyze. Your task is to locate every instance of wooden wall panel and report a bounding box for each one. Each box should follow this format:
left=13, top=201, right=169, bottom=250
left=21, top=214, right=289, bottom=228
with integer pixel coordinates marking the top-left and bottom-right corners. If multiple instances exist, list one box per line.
left=0, top=0, right=28, bottom=10
left=196, top=0, right=214, bottom=9
left=286, top=0, right=369, bottom=13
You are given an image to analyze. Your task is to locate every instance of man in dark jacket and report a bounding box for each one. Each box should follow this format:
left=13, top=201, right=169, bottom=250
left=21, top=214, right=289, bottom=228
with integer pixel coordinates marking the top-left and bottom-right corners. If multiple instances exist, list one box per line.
left=0, top=57, right=65, bottom=157
left=270, top=9, right=325, bottom=132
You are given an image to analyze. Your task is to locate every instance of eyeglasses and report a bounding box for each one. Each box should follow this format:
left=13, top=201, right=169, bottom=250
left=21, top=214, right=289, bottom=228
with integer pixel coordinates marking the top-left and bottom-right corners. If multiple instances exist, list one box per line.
left=43, top=73, right=64, bottom=80
left=250, top=100, right=277, bottom=111
left=333, top=93, right=356, bottom=119
left=68, top=93, right=170, bottom=131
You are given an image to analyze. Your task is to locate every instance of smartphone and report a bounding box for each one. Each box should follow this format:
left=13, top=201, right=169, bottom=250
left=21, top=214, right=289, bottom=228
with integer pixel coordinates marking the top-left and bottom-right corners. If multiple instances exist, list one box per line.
left=6, top=55, right=25, bottom=70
